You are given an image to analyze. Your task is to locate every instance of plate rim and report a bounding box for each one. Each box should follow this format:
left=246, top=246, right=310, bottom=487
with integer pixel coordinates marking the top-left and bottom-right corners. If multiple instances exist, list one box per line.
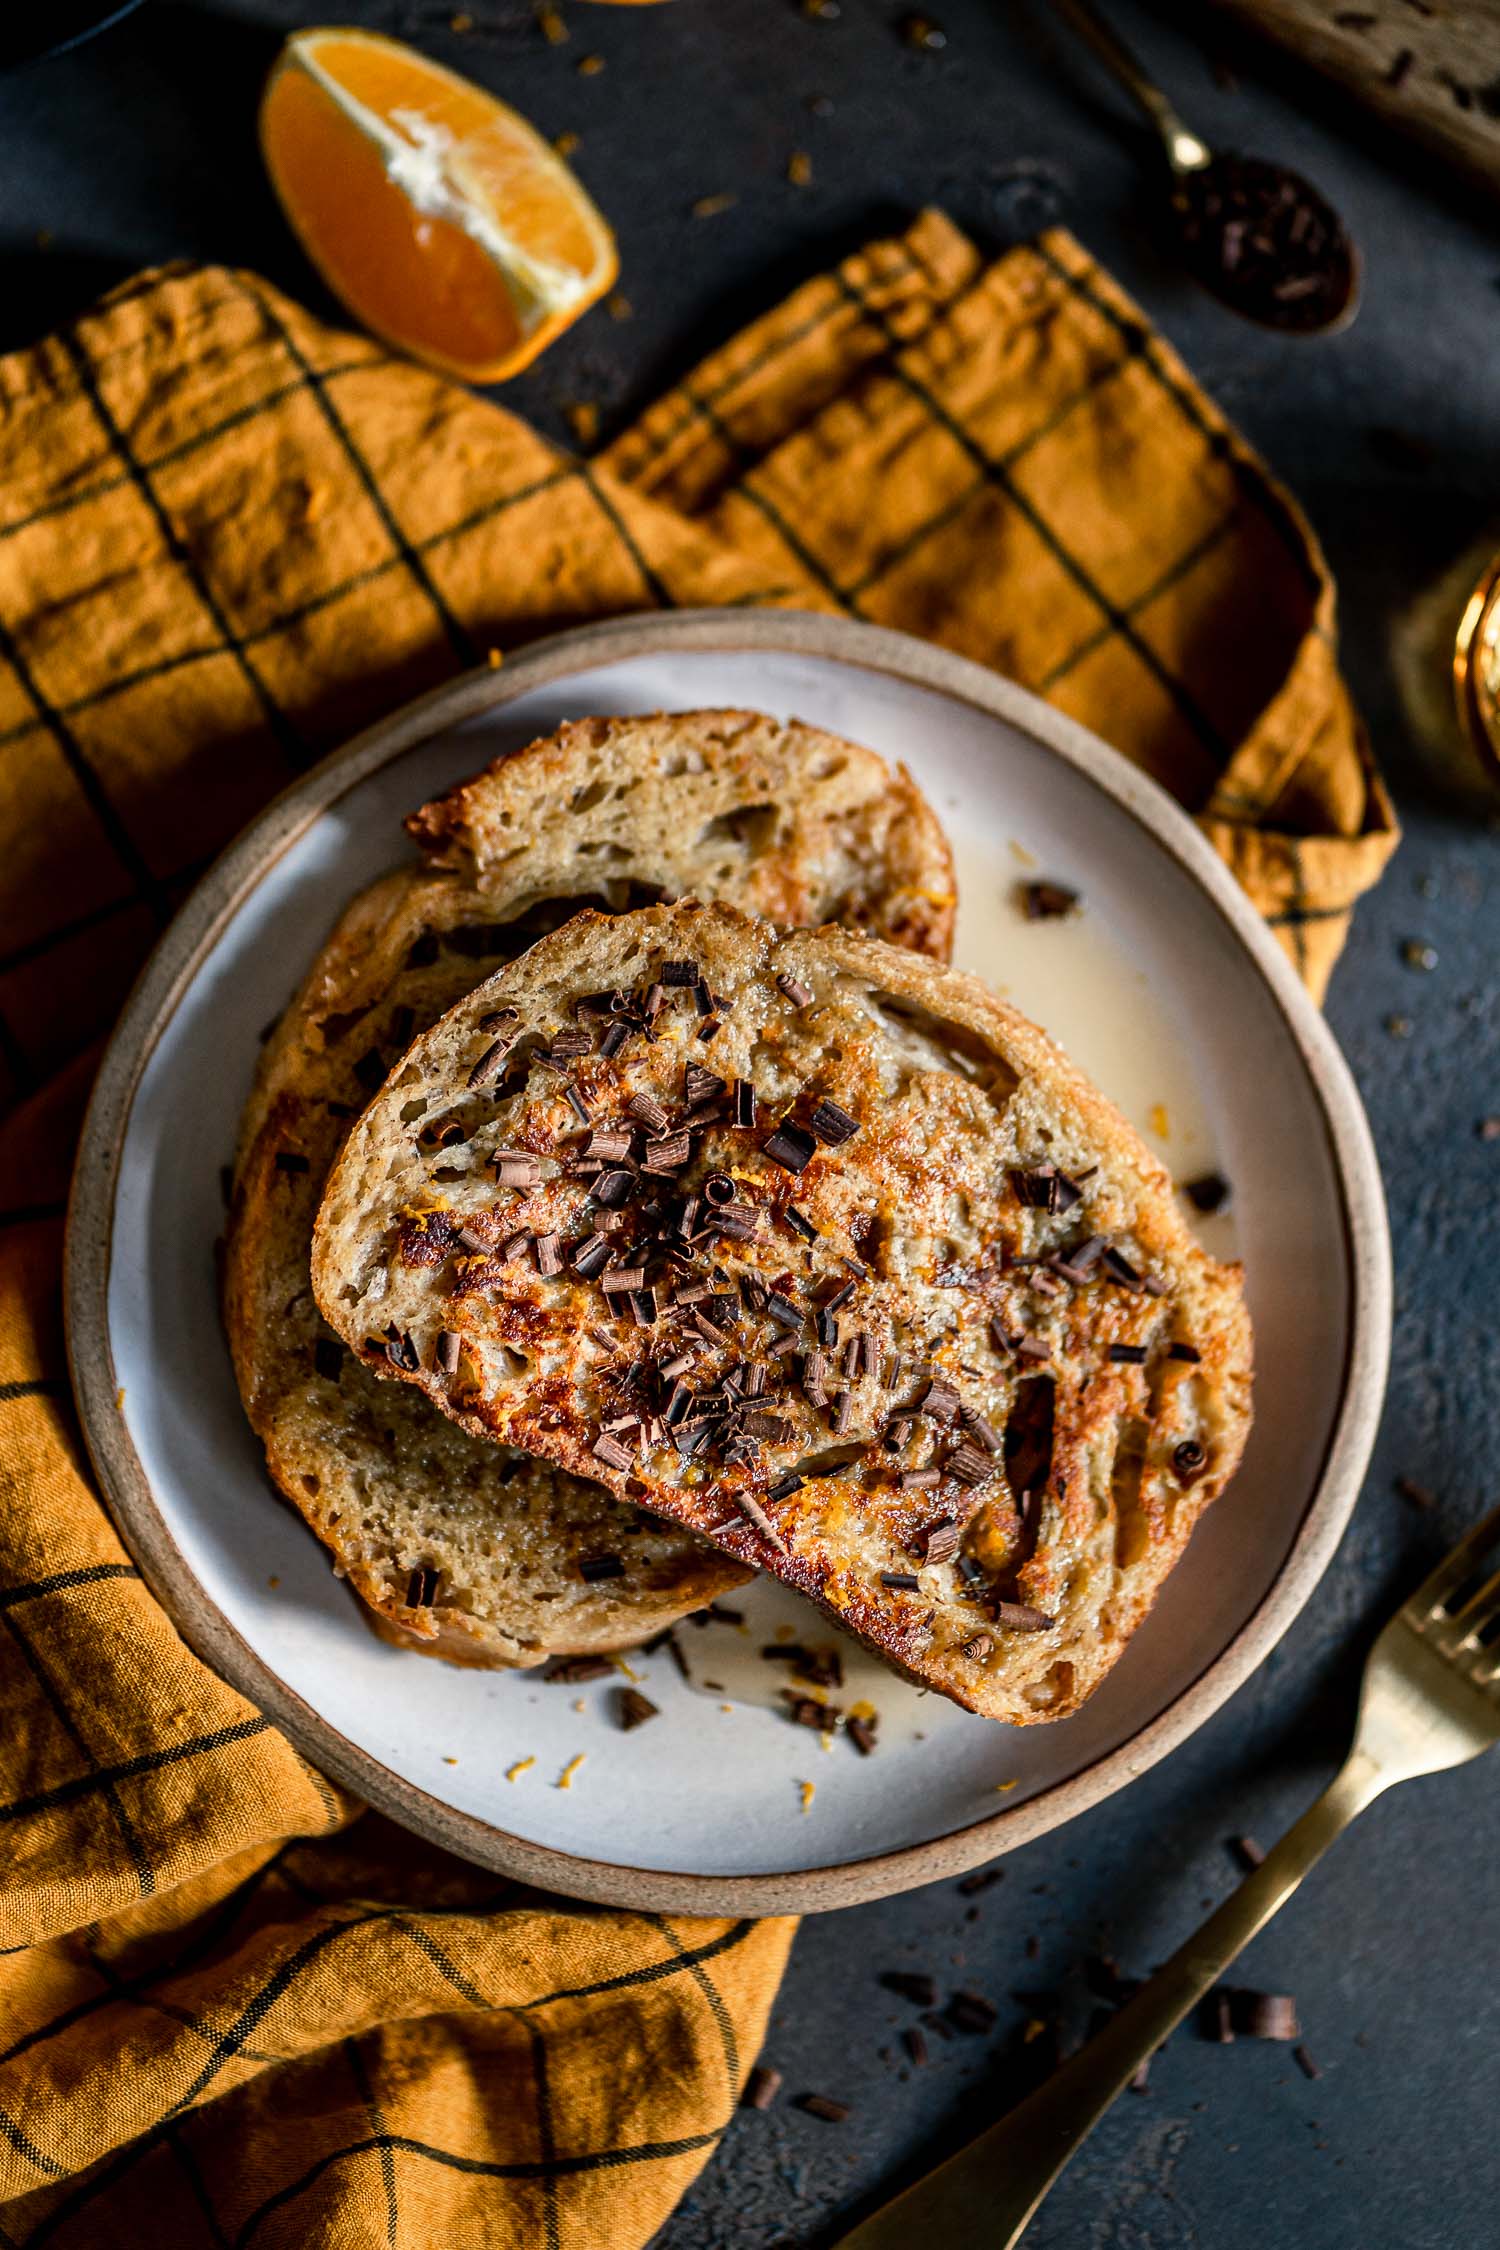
left=64, top=607, right=1391, bottom=1914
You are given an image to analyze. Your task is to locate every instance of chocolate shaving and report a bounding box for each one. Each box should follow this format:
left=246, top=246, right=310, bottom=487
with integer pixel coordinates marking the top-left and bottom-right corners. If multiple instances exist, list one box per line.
left=903, top=2024, right=928, bottom=2066
left=1108, top=1343, right=1147, bottom=1365
left=920, top=1379, right=960, bottom=1424
left=946, top=1990, right=998, bottom=2034
left=784, top=1692, right=842, bottom=1731
left=544, top=1653, right=615, bottom=1682
left=617, top=1687, right=659, bottom=1730
left=795, top=2093, right=849, bottom=2123
left=900, top=1469, right=941, bottom=1492
left=733, top=1078, right=757, bottom=1127
left=434, top=1329, right=461, bottom=1376
left=642, top=1132, right=691, bottom=1174
left=534, top=1233, right=563, bottom=1277
left=661, top=959, right=701, bottom=986
left=683, top=1063, right=725, bottom=1105
left=467, top=1040, right=514, bottom=1089
left=572, top=1232, right=611, bottom=1278
left=992, top=1601, right=1055, bottom=1632
left=883, top=1971, right=937, bottom=2007
left=776, top=973, right=814, bottom=1007
left=1241, top=1991, right=1299, bottom=2041
left=947, top=1442, right=991, bottom=1488
left=764, top=1123, right=817, bottom=1174
left=733, top=1490, right=788, bottom=1552
left=741, top=2064, right=781, bottom=2110
left=1021, top=879, right=1079, bottom=921
left=765, top=1292, right=802, bottom=1330
left=591, top=1433, right=635, bottom=1471
left=785, top=1204, right=817, bottom=1241
left=959, top=1631, right=994, bottom=1661
left=593, top=1168, right=636, bottom=1209
left=809, top=1099, right=859, bottom=1146
left=628, top=1092, right=670, bottom=1133
left=1051, top=1235, right=1105, bottom=1283
left=492, top=1150, right=541, bottom=1188
left=922, top=1518, right=962, bottom=1564
left=1172, top=1439, right=1208, bottom=1484
left=881, top=1571, right=921, bottom=1591
left=405, top=1565, right=439, bottom=1608
left=960, top=1406, right=1001, bottom=1453
left=846, top=1716, right=877, bottom=1756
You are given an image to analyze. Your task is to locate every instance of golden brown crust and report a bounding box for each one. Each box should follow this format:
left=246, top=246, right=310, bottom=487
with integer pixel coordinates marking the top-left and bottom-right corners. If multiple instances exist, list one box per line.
left=226, top=711, right=956, bottom=1665
left=311, top=902, right=1254, bottom=1724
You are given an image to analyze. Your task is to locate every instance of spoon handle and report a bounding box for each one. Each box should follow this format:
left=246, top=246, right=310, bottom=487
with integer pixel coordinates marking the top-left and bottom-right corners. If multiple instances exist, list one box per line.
left=1046, top=0, right=1211, bottom=173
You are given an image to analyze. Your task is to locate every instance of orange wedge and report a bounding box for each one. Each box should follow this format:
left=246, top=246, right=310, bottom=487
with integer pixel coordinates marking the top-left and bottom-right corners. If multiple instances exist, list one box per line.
left=260, top=27, right=617, bottom=384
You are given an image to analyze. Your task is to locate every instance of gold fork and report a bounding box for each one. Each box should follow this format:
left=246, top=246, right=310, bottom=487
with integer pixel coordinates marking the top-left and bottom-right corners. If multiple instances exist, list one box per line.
left=836, top=1507, right=1500, bottom=2250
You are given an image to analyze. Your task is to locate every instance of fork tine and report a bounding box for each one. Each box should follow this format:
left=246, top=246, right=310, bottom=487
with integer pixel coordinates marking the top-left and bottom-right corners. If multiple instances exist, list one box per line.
left=1405, top=1506, right=1500, bottom=1623
left=1448, top=1566, right=1500, bottom=1634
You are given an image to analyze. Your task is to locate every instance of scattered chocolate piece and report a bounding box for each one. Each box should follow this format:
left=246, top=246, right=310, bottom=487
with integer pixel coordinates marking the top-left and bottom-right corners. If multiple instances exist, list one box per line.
left=1229, top=1833, right=1266, bottom=1871
left=493, top=1149, right=541, bottom=1188
left=741, top=2063, right=782, bottom=2110
left=1021, top=879, right=1080, bottom=921
left=795, top=2093, right=850, bottom=2124
left=733, top=1077, right=757, bottom=1127
left=628, top=1091, right=670, bottom=1133
left=1171, top=1439, right=1208, bottom=1484
left=534, top=1232, right=563, bottom=1277
left=1128, top=2058, right=1151, bottom=2095
left=617, top=1687, right=659, bottom=1731
left=435, top=1329, right=461, bottom=1376
left=958, top=1632, right=994, bottom=1662
left=902, top=2025, right=928, bottom=2066
left=846, top=1715, right=877, bottom=1756
left=1293, top=2043, right=1322, bottom=2081
left=572, top=1232, right=611, bottom=1279
left=992, top=1601, right=1055, bottom=1633
left=467, top=1040, right=511, bottom=1089
left=946, top=1990, right=998, bottom=2034
left=960, top=1406, right=1001, bottom=1453
left=921, top=1522, right=962, bottom=1570
left=957, top=1868, right=1003, bottom=1896
left=661, top=960, right=702, bottom=987
left=1203, top=1990, right=1235, bottom=2044
left=1396, top=1475, right=1438, bottom=1512
left=1052, top=1235, right=1106, bottom=1284
left=777, top=973, right=815, bottom=1007
left=734, top=1490, right=788, bottom=1553
left=882, top=1971, right=938, bottom=2007
left=684, top=1063, right=725, bottom=1105
left=764, top=1122, right=817, bottom=1174
left=920, top=1379, right=960, bottom=1424
left=1184, top=1171, right=1232, bottom=1214
left=1241, top=1991, right=1299, bottom=2041
left=880, top=1571, right=921, bottom=1592
left=579, top=1552, right=625, bottom=1582
left=406, top=1565, right=439, bottom=1607
left=809, top=1099, right=859, bottom=1147
left=1108, top=1343, right=1148, bottom=1365
left=947, top=1442, right=992, bottom=1488
left=784, top=1692, right=842, bottom=1731
left=544, top=1653, right=615, bottom=1683
left=900, top=1468, right=941, bottom=1493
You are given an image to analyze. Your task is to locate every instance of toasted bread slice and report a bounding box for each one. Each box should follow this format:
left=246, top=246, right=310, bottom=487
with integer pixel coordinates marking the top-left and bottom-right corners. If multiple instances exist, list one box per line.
left=403, top=708, right=956, bottom=960
left=310, top=902, right=1254, bottom=1723
left=226, top=711, right=955, bottom=1665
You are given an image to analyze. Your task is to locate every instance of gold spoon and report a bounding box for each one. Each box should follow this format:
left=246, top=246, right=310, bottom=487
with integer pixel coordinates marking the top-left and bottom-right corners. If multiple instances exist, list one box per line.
left=1047, top=0, right=1360, bottom=336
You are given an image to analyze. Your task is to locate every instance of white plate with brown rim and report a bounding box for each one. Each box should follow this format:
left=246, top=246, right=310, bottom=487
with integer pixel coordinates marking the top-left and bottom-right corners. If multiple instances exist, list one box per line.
left=65, top=610, right=1390, bottom=1915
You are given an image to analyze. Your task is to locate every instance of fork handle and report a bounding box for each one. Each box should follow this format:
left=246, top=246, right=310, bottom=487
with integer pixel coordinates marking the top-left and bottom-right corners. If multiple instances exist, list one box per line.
left=835, top=1753, right=1388, bottom=2250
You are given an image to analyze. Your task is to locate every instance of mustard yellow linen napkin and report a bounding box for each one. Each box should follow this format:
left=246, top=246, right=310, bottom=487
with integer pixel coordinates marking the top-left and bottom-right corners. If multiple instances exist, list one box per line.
left=0, top=211, right=1393, bottom=2244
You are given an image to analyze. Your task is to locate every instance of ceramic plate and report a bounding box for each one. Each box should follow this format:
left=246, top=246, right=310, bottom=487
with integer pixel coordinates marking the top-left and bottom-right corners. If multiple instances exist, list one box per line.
left=66, top=611, right=1389, bottom=1913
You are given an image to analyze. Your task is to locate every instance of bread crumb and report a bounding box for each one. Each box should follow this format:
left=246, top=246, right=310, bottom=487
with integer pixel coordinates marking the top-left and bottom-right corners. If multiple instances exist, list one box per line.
left=612, top=1656, right=642, bottom=1682
left=442, top=1756, right=458, bottom=1765
left=537, top=2, right=568, bottom=43
left=486, top=648, right=503, bottom=670
left=451, top=10, right=474, bottom=28
left=692, top=192, right=738, bottom=220
left=1149, top=1103, right=1170, bottom=1139
left=505, top=1756, right=536, bottom=1782
left=798, top=1780, right=816, bottom=1813
left=1023, top=2016, right=1047, bottom=2043
left=720, top=1702, right=734, bottom=1712
left=577, top=53, right=605, bottom=75
left=553, top=129, right=580, bottom=158
left=572, top=1698, right=586, bottom=1713
left=787, top=150, right=813, bottom=187
left=1009, top=840, right=1037, bottom=867
left=116, top=1386, right=126, bottom=1411
left=995, top=1778, right=1018, bottom=1793
left=267, top=1575, right=280, bottom=1589
left=565, top=401, right=600, bottom=447
left=557, top=1752, right=587, bottom=1789
left=606, top=294, right=633, bottom=322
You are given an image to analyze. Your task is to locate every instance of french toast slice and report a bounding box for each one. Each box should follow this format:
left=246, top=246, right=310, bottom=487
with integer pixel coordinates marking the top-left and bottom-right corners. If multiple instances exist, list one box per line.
left=226, top=711, right=955, bottom=1664
left=310, top=900, right=1253, bottom=1721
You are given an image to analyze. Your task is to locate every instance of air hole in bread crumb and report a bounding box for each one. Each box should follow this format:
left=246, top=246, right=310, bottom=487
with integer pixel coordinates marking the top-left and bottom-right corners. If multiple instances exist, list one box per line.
left=812, top=755, right=846, bottom=779
left=570, top=779, right=610, bottom=812
left=660, top=750, right=707, bottom=776
left=697, top=803, right=779, bottom=857
left=400, top=1097, right=428, bottom=1122
left=1003, top=1375, right=1054, bottom=1537
left=1110, top=1420, right=1150, bottom=1569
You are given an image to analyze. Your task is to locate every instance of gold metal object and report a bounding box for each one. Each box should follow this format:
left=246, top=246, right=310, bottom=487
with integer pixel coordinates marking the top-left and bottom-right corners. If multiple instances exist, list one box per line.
left=1453, top=553, right=1500, bottom=791
left=834, top=1509, right=1500, bottom=2250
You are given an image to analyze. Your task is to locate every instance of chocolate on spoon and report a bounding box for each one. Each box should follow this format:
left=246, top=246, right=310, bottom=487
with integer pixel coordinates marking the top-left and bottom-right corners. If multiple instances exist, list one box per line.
left=1047, top=0, right=1360, bottom=337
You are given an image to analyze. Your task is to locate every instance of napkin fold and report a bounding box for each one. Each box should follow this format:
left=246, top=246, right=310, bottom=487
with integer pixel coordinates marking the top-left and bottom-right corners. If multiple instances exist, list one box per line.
left=0, top=210, right=1393, bottom=2244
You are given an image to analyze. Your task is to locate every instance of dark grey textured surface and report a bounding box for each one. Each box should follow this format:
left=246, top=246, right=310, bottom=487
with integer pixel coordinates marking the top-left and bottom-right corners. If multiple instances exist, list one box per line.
left=3, top=3, right=1496, bottom=2244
